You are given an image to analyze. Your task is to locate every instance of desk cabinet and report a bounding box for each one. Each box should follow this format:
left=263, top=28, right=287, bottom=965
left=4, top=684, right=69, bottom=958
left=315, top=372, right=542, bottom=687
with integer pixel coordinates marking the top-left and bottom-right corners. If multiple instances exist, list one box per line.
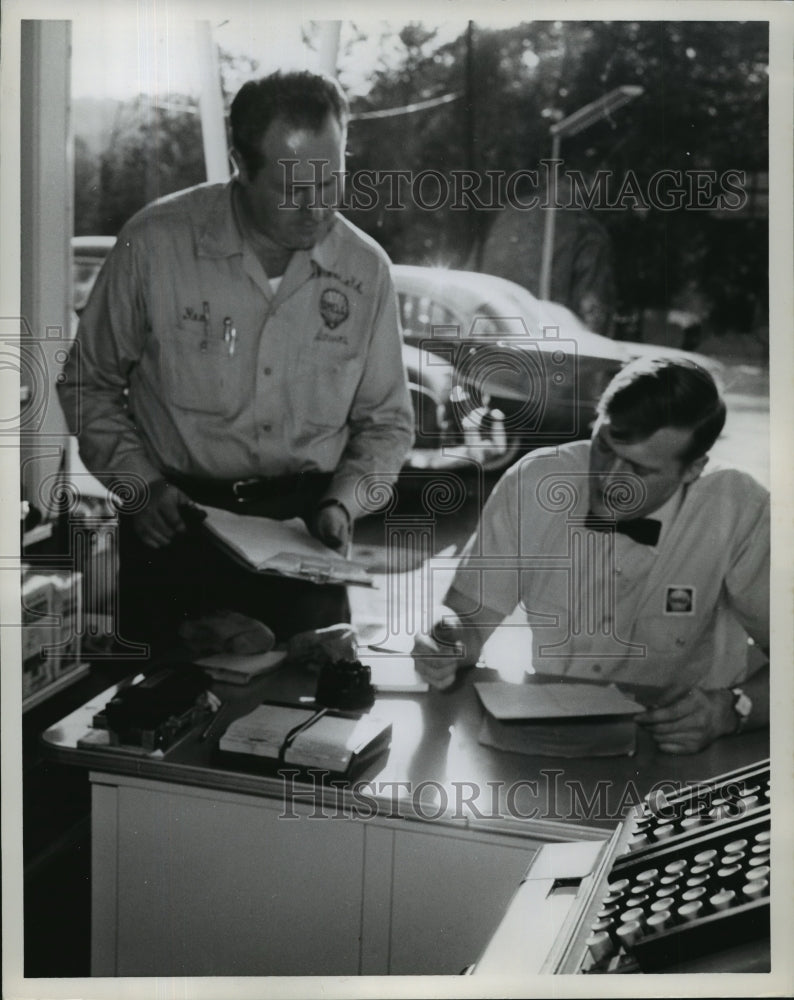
left=90, top=773, right=543, bottom=976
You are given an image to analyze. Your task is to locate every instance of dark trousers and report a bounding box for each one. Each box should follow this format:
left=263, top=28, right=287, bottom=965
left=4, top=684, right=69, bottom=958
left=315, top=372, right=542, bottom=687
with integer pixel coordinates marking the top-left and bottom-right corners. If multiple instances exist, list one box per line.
left=116, top=473, right=351, bottom=653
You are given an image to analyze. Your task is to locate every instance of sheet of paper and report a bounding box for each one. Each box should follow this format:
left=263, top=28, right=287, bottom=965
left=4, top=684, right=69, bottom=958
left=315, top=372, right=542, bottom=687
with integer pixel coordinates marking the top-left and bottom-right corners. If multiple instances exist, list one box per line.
left=218, top=704, right=314, bottom=758
left=474, top=681, right=643, bottom=720
left=357, top=652, right=429, bottom=692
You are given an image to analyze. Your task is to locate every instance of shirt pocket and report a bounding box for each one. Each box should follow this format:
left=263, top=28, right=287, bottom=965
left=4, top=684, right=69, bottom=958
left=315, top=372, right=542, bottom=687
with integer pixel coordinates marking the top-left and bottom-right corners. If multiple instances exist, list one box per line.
left=631, top=612, right=699, bottom=666
left=163, top=321, right=231, bottom=415
left=302, top=358, right=362, bottom=429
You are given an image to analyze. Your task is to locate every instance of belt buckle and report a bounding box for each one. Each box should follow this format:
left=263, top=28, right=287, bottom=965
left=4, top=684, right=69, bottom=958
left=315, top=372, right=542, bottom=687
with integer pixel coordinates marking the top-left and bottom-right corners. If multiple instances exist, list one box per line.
left=232, top=477, right=260, bottom=502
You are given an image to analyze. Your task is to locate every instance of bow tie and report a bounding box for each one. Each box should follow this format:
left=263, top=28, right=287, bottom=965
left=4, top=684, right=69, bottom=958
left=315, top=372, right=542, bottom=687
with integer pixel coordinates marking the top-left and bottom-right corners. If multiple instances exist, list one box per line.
left=584, top=512, right=661, bottom=546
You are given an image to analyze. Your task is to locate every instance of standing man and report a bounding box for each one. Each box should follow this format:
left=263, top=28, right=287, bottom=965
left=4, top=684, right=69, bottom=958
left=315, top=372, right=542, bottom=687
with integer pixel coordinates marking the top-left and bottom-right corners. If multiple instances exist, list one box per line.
left=59, top=70, right=414, bottom=647
left=413, top=357, right=769, bottom=754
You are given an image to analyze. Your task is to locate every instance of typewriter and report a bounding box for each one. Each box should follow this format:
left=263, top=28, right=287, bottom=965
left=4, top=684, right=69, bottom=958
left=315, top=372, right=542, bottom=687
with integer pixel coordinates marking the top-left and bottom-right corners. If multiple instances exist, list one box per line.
left=474, top=758, right=770, bottom=975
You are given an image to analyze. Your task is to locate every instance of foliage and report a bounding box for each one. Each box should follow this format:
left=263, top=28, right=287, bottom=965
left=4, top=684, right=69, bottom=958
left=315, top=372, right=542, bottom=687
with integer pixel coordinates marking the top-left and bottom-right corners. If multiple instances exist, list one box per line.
left=73, top=21, right=769, bottom=334
left=343, top=20, right=768, bottom=333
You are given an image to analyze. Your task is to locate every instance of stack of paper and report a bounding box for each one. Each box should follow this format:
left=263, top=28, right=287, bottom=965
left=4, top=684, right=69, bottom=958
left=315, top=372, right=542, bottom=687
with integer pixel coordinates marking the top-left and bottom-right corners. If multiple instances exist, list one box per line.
left=475, top=680, right=642, bottom=758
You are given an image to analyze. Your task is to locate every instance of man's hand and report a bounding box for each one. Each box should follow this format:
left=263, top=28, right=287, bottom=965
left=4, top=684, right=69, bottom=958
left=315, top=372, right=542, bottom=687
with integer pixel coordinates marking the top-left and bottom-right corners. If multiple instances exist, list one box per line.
left=636, top=686, right=735, bottom=754
left=310, top=500, right=351, bottom=552
left=412, top=633, right=465, bottom=691
left=133, top=479, right=194, bottom=548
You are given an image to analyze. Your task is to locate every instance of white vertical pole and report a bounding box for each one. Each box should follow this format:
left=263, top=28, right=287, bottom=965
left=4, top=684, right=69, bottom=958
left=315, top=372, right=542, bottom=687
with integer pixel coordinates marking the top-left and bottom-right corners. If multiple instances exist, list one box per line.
left=19, top=20, right=73, bottom=517
left=195, top=20, right=230, bottom=183
left=538, top=133, right=560, bottom=302
left=316, top=21, right=342, bottom=77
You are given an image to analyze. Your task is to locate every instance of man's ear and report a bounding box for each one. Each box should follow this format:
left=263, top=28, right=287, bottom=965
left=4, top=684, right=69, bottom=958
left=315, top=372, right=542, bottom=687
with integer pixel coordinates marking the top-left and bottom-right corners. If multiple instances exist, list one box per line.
left=681, top=453, right=708, bottom=484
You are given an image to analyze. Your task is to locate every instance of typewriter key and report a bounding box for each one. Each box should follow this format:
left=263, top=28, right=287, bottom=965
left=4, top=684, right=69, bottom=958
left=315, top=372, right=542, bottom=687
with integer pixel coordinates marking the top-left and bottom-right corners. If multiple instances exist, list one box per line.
left=748, top=854, right=770, bottom=867
left=690, top=862, right=714, bottom=877
left=664, top=859, right=688, bottom=875
left=678, top=900, right=704, bottom=922
left=616, top=920, right=643, bottom=948
left=721, top=852, right=746, bottom=867
left=685, top=875, right=710, bottom=888
left=681, top=887, right=708, bottom=903
left=746, top=865, right=770, bottom=881
left=694, top=848, right=718, bottom=864
left=724, top=838, right=749, bottom=853
left=621, top=905, right=645, bottom=922
left=736, top=795, right=760, bottom=812
left=754, top=830, right=771, bottom=846
left=650, top=897, right=675, bottom=913
left=742, top=879, right=768, bottom=901
left=681, top=816, right=704, bottom=832
left=654, top=823, right=675, bottom=841
left=646, top=911, right=672, bottom=933
left=636, top=868, right=660, bottom=885
left=585, top=930, right=613, bottom=963
left=716, top=864, right=743, bottom=882
left=710, top=889, right=736, bottom=911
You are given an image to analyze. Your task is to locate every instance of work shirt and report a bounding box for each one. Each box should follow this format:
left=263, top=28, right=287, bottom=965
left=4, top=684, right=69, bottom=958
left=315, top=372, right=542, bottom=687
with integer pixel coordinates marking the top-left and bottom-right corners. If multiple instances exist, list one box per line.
left=58, top=181, right=414, bottom=520
left=446, top=442, right=769, bottom=693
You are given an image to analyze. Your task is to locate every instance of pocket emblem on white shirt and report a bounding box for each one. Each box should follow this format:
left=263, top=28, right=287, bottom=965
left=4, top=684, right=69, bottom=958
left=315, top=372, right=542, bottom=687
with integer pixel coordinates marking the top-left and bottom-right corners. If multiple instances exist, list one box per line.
left=665, top=585, right=695, bottom=615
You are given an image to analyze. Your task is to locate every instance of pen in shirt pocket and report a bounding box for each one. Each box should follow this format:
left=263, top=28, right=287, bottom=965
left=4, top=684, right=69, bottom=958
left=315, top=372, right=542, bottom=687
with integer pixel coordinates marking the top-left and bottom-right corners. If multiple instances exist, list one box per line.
left=223, top=316, right=237, bottom=356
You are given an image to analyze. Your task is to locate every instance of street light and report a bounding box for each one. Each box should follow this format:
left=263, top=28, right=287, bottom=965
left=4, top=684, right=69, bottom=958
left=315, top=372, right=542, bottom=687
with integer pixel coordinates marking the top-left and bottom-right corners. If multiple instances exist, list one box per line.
left=538, top=85, right=644, bottom=301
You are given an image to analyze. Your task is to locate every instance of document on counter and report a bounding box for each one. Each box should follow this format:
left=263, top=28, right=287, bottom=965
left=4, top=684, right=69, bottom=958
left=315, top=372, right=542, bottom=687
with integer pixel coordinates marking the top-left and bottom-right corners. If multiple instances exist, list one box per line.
left=357, top=652, right=430, bottom=693
left=474, top=681, right=642, bottom=720
left=475, top=681, right=643, bottom=758
left=197, top=505, right=374, bottom=586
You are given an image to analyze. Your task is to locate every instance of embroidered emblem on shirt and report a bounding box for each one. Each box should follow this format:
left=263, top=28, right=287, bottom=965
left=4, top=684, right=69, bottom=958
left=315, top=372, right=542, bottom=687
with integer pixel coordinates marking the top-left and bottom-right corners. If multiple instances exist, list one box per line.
left=310, top=261, right=364, bottom=294
left=320, top=288, right=350, bottom=329
left=665, top=586, right=695, bottom=615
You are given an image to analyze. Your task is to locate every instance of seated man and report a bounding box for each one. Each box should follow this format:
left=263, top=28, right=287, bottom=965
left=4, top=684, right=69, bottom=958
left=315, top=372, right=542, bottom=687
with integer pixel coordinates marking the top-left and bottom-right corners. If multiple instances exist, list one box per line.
left=413, top=357, right=769, bottom=754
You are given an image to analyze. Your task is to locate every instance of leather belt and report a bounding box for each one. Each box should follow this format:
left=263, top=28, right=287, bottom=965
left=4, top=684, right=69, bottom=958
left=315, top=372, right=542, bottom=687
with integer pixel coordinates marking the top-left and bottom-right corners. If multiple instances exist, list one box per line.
left=169, top=471, right=334, bottom=519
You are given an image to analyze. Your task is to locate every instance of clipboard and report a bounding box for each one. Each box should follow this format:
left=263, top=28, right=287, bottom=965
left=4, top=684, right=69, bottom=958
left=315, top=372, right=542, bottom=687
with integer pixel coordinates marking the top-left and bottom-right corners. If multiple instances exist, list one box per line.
left=195, top=504, right=375, bottom=587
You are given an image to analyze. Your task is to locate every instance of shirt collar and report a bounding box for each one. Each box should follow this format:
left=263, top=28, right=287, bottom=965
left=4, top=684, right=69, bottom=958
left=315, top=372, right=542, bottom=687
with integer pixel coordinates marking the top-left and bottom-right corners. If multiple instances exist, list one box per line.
left=647, top=486, right=684, bottom=546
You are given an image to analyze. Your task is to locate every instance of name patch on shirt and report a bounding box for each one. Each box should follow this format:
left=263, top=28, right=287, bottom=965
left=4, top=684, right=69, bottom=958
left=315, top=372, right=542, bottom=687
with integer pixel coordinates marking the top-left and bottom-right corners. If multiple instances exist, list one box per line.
left=665, top=585, right=695, bottom=615
left=319, top=288, right=350, bottom=329
left=311, top=261, right=364, bottom=294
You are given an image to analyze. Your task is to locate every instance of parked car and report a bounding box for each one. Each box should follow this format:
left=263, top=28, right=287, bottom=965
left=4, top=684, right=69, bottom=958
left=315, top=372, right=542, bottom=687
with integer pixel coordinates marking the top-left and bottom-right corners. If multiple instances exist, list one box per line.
left=393, top=265, right=723, bottom=473
left=70, top=239, right=721, bottom=476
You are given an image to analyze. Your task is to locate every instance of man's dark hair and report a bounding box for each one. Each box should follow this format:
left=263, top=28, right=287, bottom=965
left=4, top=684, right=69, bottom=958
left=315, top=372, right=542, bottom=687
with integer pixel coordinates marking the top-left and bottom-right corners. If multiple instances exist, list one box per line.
left=230, top=70, right=349, bottom=178
left=597, top=356, right=727, bottom=464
